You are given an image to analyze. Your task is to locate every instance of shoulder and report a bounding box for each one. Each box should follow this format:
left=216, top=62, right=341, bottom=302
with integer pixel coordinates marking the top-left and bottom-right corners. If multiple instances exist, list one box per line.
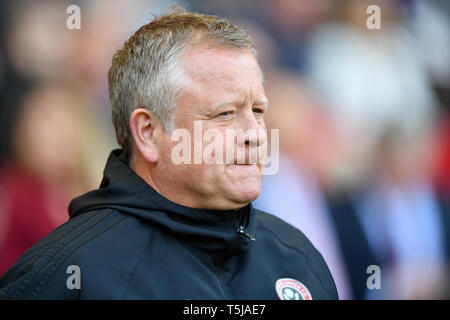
left=254, top=208, right=315, bottom=253
left=0, top=209, right=150, bottom=299
left=253, top=208, right=339, bottom=299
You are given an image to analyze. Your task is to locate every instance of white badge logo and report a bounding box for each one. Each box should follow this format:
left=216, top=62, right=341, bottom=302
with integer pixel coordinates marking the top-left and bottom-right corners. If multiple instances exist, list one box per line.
left=275, top=278, right=312, bottom=300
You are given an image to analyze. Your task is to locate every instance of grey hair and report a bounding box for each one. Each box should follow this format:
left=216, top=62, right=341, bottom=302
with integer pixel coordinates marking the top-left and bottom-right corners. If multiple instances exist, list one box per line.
left=108, top=7, right=258, bottom=162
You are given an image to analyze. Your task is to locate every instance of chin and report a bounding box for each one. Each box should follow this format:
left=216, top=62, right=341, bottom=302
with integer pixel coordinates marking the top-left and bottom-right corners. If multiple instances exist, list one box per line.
left=229, top=180, right=261, bottom=204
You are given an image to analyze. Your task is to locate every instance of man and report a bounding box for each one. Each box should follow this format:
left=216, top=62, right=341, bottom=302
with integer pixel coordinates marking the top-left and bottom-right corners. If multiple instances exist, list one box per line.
left=0, top=9, right=337, bottom=299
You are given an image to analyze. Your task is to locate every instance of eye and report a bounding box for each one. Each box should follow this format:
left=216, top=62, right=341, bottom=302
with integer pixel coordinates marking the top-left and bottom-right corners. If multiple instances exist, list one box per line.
left=218, top=111, right=234, bottom=117
left=252, top=108, right=264, bottom=114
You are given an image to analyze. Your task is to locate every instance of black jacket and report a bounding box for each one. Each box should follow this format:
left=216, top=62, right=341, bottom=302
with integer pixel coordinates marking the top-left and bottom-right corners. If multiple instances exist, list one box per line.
left=0, top=149, right=338, bottom=299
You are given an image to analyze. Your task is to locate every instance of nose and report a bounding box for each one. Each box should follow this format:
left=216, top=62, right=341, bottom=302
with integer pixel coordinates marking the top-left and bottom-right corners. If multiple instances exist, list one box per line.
left=233, top=111, right=267, bottom=164
left=237, top=110, right=266, bottom=147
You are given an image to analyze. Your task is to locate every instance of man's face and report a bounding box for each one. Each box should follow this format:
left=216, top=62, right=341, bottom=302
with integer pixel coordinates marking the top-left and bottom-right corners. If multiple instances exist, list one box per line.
left=156, top=47, right=268, bottom=210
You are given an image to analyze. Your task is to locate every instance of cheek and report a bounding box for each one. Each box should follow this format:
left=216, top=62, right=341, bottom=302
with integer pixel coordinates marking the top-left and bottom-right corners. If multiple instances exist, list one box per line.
left=161, top=136, right=215, bottom=177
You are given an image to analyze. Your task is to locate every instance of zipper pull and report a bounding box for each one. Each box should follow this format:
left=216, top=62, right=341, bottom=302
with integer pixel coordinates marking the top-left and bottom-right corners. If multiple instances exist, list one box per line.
left=237, top=226, right=256, bottom=241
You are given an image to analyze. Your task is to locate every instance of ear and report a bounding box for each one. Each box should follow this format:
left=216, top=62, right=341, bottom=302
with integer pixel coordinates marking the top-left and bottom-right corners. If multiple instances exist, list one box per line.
left=129, top=108, right=160, bottom=163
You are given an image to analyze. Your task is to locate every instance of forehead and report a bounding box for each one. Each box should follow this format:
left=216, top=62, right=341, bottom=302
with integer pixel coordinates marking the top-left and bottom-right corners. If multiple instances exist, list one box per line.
left=183, top=46, right=261, bottom=77
left=180, top=47, right=265, bottom=104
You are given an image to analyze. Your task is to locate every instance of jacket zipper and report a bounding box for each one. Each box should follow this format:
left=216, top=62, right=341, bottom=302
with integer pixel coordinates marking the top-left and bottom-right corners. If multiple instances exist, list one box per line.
left=214, top=225, right=255, bottom=300
left=214, top=263, right=231, bottom=300
left=236, top=226, right=256, bottom=241
left=233, top=211, right=256, bottom=241
left=213, top=216, right=256, bottom=299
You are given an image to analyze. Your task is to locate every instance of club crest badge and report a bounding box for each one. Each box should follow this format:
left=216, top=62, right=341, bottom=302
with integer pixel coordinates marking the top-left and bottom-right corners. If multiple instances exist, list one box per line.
left=275, top=278, right=312, bottom=300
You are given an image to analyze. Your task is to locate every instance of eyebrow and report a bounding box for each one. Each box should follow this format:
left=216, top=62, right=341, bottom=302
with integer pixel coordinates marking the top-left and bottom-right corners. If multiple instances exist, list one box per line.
left=211, top=97, right=269, bottom=112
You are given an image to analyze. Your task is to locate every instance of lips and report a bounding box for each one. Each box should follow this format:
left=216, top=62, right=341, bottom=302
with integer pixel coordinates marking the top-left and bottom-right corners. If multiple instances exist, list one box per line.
left=225, top=163, right=260, bottom=177
left=227, top=146, right=262, bottom=165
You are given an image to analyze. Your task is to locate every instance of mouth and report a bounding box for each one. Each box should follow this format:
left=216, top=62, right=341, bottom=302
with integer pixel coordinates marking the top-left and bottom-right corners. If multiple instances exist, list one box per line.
left=226, top=163, right=260, bottom=176
left=230, top=153, right=260, bottom=166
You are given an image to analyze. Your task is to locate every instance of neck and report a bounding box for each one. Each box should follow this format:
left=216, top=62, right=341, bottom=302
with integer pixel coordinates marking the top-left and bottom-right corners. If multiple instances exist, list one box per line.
left=131, top=154, right=162, bottom=195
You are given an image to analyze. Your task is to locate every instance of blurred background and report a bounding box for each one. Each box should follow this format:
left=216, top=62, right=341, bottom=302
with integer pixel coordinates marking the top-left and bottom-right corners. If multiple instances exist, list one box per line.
left=0, top=0, right=448, bottom=299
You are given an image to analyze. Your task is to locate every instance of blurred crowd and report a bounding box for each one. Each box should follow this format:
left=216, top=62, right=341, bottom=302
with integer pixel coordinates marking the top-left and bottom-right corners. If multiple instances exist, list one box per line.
left=0, top=0, right=449, bottom=299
